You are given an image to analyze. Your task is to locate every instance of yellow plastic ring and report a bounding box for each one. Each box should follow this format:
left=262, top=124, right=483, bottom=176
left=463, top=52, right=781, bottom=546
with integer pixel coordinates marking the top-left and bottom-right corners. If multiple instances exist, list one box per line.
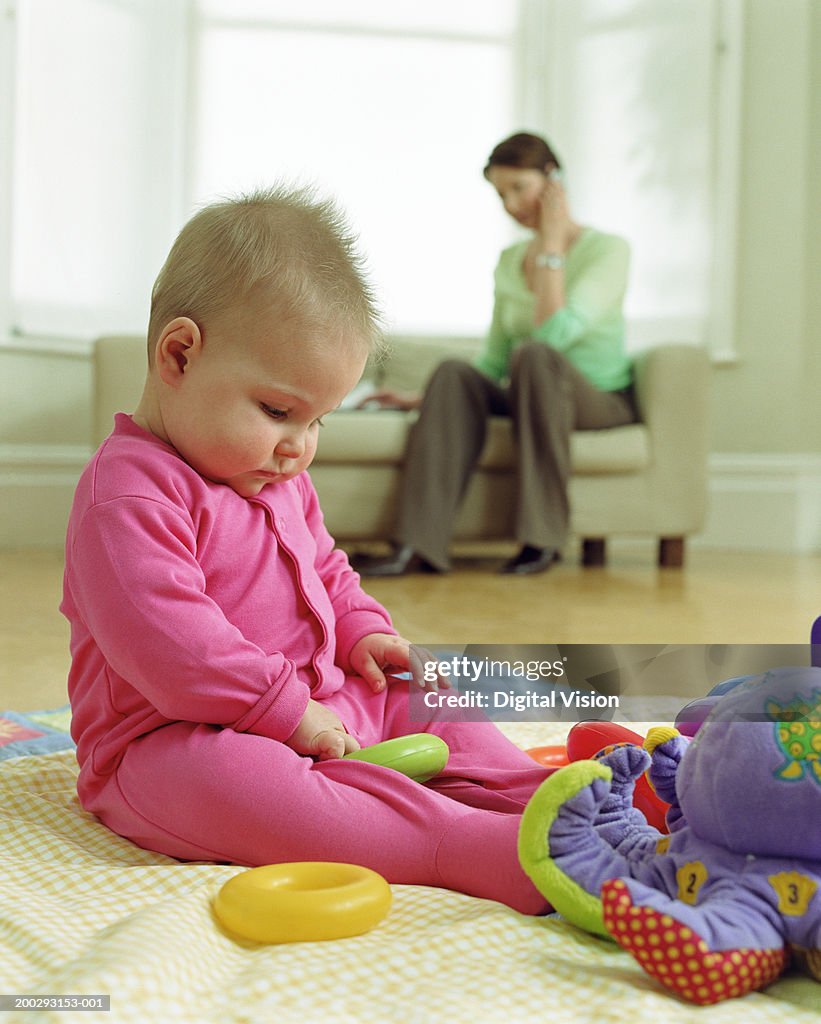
left=213, top=862, right=392, bottom=943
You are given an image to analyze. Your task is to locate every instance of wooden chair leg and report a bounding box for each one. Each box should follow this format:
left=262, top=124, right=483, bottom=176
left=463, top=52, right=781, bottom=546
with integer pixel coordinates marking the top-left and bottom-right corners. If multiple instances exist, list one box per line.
left=658, top=537, right=685, bottom=568
left=582, top=537, right=607, bottom=567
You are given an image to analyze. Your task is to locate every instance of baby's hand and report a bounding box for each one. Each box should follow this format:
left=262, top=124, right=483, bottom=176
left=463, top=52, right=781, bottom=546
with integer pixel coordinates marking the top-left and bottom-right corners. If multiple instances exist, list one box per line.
left=349, top=634, right=450, bottom=693
left=286, top=699, right=360, bottom=760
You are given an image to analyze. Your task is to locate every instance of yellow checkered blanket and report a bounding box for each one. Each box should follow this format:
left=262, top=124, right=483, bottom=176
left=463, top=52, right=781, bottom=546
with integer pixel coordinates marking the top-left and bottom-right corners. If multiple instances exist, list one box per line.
left=1, top=722, right=818, bottom=1024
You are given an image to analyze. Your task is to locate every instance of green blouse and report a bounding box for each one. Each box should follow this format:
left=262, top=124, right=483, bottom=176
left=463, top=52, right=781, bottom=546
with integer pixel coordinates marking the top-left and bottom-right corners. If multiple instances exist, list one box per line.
left=473, top=228, right=632, bottom=391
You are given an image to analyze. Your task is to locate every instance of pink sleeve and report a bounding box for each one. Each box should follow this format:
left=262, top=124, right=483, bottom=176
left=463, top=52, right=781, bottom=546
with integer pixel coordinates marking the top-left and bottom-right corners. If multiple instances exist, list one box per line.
left=67, top=497, right=309, bottom=741
left=299, top=474, right=397, bottom=671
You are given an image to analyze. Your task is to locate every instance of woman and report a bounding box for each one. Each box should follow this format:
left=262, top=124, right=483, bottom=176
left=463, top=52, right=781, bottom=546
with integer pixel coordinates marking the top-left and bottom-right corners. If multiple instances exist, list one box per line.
left=354, top=132, right=635, bottom=577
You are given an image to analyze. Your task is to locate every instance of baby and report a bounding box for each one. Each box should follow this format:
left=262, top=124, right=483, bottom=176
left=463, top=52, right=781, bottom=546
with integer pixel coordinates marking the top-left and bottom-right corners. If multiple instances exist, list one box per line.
left=61, top=186, right=552, bottom=913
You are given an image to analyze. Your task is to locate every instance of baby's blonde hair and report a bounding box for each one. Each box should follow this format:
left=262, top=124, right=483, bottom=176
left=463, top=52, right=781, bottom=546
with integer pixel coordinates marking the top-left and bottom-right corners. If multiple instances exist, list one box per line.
left=147, top=183, right=385, bottom=359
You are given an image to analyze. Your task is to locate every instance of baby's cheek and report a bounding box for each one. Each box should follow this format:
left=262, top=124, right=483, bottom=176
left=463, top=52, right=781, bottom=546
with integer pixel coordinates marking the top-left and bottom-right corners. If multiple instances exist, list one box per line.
left=301, top=436, right=320, bottom=470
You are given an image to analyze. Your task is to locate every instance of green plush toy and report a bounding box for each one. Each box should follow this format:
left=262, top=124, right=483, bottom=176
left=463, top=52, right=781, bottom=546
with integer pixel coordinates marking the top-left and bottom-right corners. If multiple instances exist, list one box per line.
left=519, top=758, right=613, bottom=937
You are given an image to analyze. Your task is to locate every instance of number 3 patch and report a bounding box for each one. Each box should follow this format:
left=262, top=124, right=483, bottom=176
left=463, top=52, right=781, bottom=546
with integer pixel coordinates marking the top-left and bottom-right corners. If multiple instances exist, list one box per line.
left=768, top=871, right=818, bottom=916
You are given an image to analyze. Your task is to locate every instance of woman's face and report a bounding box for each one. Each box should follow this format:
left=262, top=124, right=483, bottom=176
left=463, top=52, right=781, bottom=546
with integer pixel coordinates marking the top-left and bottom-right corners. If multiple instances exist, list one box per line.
left=486, top=165, right=547, bottom=229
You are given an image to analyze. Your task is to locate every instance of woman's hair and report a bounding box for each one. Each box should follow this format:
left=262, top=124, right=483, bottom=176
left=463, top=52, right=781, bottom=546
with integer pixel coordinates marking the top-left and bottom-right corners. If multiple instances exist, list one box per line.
left=483, top=132, right=561, bottom=179
left=147, top=183, right=385, bottom=359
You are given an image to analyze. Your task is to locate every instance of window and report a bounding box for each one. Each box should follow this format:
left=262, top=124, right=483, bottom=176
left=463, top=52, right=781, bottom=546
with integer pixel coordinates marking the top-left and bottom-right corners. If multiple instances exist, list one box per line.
left=2, top=0, right=742, bottom=354
left=191, top=0, right=519, bottom=336
left=6, top=0, right=185, bottom=343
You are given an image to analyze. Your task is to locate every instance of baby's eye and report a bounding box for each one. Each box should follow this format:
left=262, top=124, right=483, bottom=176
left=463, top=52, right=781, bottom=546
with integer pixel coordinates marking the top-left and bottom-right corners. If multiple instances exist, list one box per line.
left=313, top=417, right=325, bottom=428
left=261, top=404, right=287, bottom=420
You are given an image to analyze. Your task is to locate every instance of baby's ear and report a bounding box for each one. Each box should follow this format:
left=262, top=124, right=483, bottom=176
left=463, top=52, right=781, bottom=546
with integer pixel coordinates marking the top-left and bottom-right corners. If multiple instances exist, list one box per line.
left=156, top=317, right=202, bottom=384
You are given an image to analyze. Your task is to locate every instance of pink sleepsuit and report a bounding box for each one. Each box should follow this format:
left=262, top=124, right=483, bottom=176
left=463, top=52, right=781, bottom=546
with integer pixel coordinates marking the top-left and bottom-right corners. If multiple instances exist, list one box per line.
left=61, top=415, right=551, bottom=912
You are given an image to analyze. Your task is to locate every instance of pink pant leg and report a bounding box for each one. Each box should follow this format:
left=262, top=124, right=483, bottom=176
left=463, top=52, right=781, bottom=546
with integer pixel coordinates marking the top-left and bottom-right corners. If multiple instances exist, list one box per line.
left=325, top=675, right=552, bottom=812
left=96, top=719, right=548, bottom=914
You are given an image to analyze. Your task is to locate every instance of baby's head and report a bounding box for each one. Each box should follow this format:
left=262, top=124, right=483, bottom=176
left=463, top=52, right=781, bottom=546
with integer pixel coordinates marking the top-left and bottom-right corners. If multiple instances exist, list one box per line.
left=147, top=183, right=384, bottom=364
left=136, top=185, right=384, bottom=497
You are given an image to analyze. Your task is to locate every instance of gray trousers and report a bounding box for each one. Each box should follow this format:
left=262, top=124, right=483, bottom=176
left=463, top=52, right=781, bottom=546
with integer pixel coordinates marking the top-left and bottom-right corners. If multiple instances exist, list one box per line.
left=394, top=341, right=636, bottom=570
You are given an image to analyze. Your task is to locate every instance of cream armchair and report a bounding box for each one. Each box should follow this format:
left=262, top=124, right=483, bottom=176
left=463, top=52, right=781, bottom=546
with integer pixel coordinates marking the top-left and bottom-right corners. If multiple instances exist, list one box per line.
left=93, top=335, right=710, bottom=567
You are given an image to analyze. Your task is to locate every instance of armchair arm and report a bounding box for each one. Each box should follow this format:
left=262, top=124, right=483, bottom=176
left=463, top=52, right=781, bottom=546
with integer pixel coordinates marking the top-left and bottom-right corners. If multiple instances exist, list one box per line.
left=92, top=335, right=147, bottom=445
left=631, top=343, right=711, bottom=534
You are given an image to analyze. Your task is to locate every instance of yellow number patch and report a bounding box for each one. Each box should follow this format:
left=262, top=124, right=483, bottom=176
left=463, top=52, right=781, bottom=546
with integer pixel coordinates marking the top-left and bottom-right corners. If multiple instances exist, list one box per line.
left=676, top=861, right=708, bottom=905
left=768, top=871, right=818, bottom=917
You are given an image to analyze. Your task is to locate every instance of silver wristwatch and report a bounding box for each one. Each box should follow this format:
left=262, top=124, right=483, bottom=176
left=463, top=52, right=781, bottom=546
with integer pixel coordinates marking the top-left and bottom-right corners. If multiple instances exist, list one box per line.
left=535, top=252, right=565, bottom=270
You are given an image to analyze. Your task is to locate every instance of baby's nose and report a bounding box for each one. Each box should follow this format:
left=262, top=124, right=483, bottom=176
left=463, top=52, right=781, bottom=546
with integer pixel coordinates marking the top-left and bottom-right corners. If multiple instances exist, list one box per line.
left=275, top=431, right=306, bottom=459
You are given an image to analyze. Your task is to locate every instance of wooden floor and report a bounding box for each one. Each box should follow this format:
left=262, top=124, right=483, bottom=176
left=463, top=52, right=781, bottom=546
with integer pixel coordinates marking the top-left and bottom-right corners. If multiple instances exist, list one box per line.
left=2, top=544, right=820, bottom=711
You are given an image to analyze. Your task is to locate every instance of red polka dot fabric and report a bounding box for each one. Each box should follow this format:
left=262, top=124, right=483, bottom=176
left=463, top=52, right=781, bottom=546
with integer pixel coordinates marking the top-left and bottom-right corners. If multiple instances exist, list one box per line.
left=602, top=879, right=788, bottom=1005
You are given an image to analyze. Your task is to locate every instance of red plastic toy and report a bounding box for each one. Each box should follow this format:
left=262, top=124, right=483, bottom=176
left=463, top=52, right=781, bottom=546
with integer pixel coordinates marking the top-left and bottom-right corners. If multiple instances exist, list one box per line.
left=524, top=745, right=570, bottom=770
left=526, top=720, right=670, bottom=832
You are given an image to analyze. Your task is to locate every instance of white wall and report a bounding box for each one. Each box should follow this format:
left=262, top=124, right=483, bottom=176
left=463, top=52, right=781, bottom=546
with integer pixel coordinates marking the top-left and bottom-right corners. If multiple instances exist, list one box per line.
left=695, top=0, right=821, bottom=552
left=2, top=0, right=820, bottom=550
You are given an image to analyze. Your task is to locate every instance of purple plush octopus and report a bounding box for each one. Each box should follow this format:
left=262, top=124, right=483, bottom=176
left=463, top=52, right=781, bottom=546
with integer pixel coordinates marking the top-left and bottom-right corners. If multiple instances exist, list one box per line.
left=519, top=666, right=821, bottom=1005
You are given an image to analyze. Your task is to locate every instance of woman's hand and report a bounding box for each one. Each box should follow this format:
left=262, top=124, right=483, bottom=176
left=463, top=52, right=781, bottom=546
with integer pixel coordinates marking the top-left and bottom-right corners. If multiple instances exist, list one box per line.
left=285, top=698, right=361, bottom=760
left=355, top=389, right=422, bottom=411
left=529, top=168, right=574, bottom=325
left=536, top=170, right=572, bottom=251
left=350, top=634, right=450, bottom=693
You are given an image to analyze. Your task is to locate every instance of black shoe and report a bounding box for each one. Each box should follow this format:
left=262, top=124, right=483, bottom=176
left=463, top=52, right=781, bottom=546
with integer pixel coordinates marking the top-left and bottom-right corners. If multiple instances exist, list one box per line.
left=351, top=545, right=441, bottom=578
left=499, top=545, right=560, bottom=576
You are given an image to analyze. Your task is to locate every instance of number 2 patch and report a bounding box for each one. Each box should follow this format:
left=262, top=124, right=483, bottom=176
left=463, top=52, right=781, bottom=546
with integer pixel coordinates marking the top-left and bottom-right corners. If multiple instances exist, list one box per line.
left=676, top=861, right=708, bottom=905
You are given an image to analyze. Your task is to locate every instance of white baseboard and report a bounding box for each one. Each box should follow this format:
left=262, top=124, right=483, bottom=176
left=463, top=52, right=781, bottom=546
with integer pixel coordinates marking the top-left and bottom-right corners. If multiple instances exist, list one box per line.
left=0, top=443, right=92, bottom=547
left=695, top=453, right=821, bottom=553
left=3, top=445, right=821, bottom=553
